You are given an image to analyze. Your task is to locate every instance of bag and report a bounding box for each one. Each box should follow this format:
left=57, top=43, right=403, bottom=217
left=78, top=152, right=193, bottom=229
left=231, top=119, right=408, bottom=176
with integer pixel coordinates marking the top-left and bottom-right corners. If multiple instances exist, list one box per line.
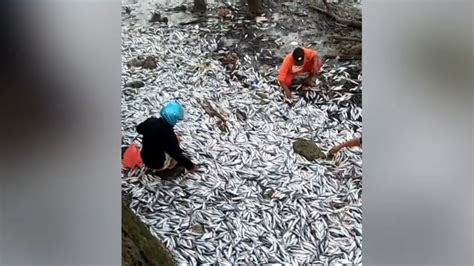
left=122, top=143, right=143, bottom=169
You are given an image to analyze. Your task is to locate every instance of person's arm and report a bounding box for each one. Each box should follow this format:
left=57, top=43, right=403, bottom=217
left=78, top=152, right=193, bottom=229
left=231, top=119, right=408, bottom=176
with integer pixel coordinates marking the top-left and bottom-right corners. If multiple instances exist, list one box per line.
left=162, top=130, right=195, bottom=170
left=312, top=54, right=322, bottom=74
left=305, top=51, right=322, bottom=84
left=278, top=57, right=293, bottom=100
left=329, top=137, right=362, bottom=155
left=279, top=81, right=293, bottom=101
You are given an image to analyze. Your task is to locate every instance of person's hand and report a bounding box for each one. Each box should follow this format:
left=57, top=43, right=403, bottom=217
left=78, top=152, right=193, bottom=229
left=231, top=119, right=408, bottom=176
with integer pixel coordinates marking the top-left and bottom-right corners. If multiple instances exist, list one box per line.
left=284, top=89, right=293, bottom=102
left=314, top=56, right=322, bottom=72
left=329, top=147, right=340, bottom=156
left=304, top=79, right=315, bottom=87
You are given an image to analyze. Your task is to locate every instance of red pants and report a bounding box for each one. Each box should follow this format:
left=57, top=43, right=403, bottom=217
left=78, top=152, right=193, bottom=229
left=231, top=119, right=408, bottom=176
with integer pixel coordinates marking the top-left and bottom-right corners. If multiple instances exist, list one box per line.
left=283, top=59, right=321, bottom=87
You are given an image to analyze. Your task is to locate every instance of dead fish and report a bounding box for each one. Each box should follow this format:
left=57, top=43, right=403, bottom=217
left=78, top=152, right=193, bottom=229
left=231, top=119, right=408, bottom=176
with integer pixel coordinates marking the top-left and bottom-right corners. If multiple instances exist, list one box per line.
left=121, top=2, right=362, bottom=264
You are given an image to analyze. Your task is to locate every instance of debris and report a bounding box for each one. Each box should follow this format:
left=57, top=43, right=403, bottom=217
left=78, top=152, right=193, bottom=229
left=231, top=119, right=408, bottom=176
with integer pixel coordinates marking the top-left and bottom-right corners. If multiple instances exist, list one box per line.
left=308, top=4, right=362, bottom=29
left=327, top=34, right=361, bottom=42
left=125, top=81, right=145, bottom=88
left=255, top=16, right=268, bottom=23
left=217, top=7, right=232, bottom=19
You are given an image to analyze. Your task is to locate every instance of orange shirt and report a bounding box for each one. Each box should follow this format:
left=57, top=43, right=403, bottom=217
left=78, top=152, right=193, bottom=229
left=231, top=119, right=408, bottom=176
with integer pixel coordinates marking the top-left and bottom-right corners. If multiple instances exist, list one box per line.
left=278, top=48, right=319, bottom=84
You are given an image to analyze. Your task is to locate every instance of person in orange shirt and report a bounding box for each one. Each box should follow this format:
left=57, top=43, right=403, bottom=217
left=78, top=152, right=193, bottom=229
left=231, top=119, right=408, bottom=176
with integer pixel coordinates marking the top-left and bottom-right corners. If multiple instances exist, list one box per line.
left=278, top=47, right=322, bottom=101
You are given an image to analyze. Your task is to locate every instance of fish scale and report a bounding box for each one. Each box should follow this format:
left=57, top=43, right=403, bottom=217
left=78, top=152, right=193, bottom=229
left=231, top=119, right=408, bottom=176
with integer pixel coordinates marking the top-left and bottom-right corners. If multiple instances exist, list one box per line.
left=121, top=4, right=362, bottom=265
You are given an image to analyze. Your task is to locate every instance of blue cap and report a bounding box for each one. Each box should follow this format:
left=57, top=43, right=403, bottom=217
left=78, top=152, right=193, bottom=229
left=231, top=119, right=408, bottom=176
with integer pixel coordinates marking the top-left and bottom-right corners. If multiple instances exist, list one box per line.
left=160, top=100, right=185, bottom=126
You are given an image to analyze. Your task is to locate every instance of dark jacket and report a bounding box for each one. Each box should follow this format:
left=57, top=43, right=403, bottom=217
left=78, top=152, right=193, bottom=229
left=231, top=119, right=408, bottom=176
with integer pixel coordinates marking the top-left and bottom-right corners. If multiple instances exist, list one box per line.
left=136, top=117, right=194, bottom=170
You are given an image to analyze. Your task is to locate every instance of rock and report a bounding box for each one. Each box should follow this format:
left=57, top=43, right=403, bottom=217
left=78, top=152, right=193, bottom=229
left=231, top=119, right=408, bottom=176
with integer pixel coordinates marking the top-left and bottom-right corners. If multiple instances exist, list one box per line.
left=149, top=12, right=162, bottom=23
left=127, top=56, right=158, bottom=69
left=191, top=224, right=205, bottom=234
left=293, top=138, right=326, bottom=161
left=126, top=58, right=143, bottom=68
left=142, top=56, right=158, bottom=69
left=122, top=200, right=174, bottom=266
left=172, top=5, right=187, bottom=12
left=263, top=188, right=275, bottom=199
left=192, top=0, right=207, bottom=13
left=125, top=80, right=145, bottom=88
left=344, top=44, right=362, bottom=55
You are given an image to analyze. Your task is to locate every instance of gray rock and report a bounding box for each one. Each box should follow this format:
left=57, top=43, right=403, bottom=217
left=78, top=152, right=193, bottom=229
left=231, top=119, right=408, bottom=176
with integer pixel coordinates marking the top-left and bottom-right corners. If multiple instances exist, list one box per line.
left=142, top=56, right=158, bottom=69
left=263, top=188, right=275, bottom=199
left=172, top=5, right=186, bottom=12
left=149, top=12, right=162, bottom=23
left=126, top=56, right=158, bottom=69
left=125, top=81, right=145, bottom=88
left=191, top=224, right=205, bottom=234
left=126, top=58, right=143, bottom=68
left=293, top=138, right=326, bottom=161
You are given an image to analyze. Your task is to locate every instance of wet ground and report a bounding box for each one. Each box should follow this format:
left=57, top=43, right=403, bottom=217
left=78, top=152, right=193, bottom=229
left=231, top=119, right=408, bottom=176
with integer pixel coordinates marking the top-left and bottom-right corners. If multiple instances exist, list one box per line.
left=123, top=0, right=361, bottom=74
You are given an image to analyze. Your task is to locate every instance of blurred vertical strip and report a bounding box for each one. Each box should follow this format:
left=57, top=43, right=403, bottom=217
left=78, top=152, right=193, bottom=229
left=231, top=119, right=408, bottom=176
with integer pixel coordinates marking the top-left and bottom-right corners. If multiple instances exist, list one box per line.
left=0, top=2, right=62, bottom=154
left=364, top=0, right=473, bottom=264
left=0, top=1, right=121, bottom=265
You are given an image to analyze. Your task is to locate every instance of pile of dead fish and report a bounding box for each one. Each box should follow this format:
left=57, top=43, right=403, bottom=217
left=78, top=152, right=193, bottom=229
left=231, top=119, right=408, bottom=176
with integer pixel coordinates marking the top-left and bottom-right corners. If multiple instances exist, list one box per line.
left=121, top=8, right=362, bottom=265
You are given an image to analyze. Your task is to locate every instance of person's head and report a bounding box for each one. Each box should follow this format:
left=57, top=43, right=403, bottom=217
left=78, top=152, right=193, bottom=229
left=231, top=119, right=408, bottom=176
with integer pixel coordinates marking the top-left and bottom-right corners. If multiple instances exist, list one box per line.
left=160, top=100, right=184, bottom=126
left=292, top=47, right=305, bottom=66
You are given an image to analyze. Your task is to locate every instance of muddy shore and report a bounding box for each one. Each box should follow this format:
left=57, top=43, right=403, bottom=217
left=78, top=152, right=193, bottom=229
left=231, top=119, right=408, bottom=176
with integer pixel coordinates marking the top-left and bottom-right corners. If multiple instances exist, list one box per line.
left=122, top=0, right=362, bottom=73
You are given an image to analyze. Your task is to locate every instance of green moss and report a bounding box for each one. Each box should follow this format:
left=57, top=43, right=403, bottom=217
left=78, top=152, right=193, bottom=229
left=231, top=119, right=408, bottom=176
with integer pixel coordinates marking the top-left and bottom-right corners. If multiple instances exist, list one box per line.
left=122, top=202, right=174, bottom=266
left=191, top=224, right=205, bottom=234
left=293, top=138, right=326, bottom=161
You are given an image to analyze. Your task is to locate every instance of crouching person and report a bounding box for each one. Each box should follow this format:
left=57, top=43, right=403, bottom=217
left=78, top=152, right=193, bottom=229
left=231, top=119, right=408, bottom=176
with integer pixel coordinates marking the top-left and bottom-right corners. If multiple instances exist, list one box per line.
left=122, top=100, right=196, bottom=174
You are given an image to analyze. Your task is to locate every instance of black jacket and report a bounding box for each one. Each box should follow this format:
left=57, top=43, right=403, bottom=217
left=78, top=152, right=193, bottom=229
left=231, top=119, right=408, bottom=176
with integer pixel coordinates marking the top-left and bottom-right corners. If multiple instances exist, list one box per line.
left=136, top=117, right=194, bottom=170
